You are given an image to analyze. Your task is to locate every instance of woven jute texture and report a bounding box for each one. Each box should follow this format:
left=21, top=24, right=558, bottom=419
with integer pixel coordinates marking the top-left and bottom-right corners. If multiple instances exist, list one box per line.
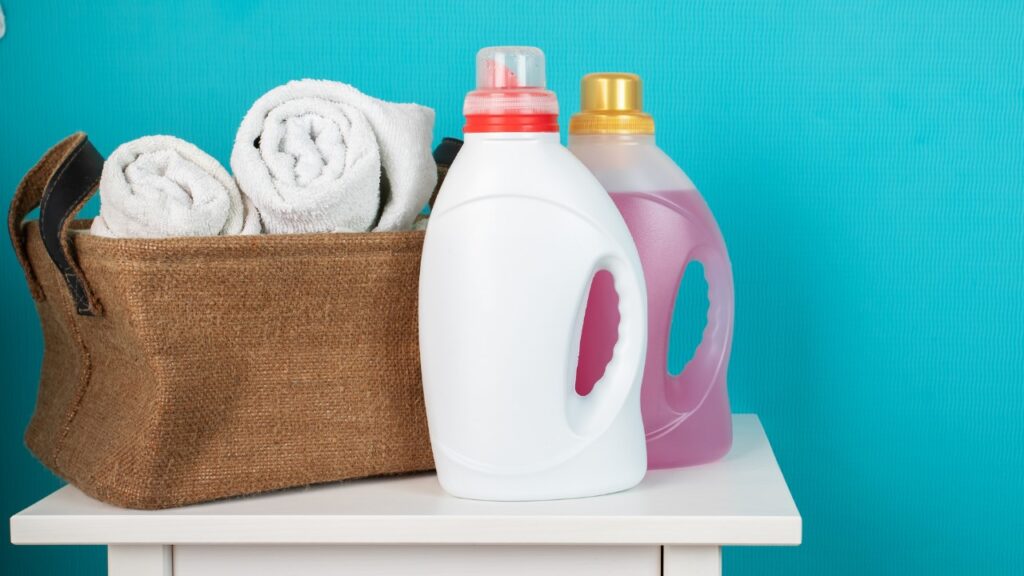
left=12, top=136, right=434, bottom=510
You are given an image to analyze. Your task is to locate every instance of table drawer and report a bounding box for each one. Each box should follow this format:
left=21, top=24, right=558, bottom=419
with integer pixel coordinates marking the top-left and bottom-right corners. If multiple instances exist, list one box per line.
left=173, top=544, right=660, bottom=576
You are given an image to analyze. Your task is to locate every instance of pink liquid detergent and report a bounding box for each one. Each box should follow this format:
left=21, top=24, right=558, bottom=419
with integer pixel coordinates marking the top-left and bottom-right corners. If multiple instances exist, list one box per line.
left=575, top=189, right=734, bottom=469
left=569, top=73, right=735, bottom=469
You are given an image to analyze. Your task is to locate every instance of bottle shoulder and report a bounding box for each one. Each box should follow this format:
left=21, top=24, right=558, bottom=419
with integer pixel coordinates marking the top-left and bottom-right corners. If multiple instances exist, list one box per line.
left=433, top=139, right=616, bottom=218
left=568, top=140, right=696, bottom=193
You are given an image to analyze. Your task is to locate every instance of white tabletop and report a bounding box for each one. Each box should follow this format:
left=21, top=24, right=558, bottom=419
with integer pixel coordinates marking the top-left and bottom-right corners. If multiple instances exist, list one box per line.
left=10, top=414, right=800, bottom=547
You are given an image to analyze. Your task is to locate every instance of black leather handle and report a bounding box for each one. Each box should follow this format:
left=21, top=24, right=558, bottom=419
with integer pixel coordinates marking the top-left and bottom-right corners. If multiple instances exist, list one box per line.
left=37, top=136, right=104, bottom=316
left=8, top=133, right=89, bottom=302
left=429, top=137, right=462, bottom=209
left=433, top=137, right=463, bottom=168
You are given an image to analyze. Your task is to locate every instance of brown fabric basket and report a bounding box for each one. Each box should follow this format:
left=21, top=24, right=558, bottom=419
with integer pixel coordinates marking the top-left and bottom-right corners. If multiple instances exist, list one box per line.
left=8, top=133, right=435, bottom=509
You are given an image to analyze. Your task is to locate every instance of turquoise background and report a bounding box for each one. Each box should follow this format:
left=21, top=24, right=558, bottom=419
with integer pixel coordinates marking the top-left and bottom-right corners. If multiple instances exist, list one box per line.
left=2, top=0, right=1023, bottom=573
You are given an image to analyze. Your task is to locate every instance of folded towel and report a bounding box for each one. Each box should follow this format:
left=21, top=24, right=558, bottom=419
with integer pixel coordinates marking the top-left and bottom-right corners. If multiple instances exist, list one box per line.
left=92, top=136, right=261, bottom=238
left=231, top=80, right=436, bottom=233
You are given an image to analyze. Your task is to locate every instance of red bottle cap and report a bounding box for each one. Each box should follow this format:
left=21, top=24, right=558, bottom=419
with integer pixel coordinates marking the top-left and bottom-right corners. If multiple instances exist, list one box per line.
left=463, top=47, right=559, bottom=134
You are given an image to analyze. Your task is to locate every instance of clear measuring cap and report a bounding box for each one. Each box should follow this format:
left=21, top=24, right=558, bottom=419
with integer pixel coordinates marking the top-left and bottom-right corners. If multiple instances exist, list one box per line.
left=464, top=46, right=559, bottom=117
left=476, top=46, right=546, bottom=89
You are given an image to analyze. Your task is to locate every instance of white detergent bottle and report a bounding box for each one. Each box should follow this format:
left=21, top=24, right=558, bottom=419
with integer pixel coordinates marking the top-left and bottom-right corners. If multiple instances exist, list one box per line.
left=419, top=46, right=649, bottom=501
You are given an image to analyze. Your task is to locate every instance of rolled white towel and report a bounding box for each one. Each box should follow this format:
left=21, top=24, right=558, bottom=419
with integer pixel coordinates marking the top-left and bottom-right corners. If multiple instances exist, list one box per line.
left=231, top=79, right=436, bottom=234
left=91, top=136, right=261, bottom=238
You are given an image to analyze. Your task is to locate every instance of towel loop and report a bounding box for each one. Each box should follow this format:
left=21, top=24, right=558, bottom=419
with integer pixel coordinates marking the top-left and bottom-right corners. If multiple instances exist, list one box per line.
left=7, top=132, right=104, bottom=315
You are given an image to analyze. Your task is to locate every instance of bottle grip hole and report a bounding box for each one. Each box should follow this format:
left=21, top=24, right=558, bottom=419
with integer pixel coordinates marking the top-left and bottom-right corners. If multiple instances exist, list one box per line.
left=575, top=270, right=619, bottom=396
left=668, top=261, right=709, bottom=376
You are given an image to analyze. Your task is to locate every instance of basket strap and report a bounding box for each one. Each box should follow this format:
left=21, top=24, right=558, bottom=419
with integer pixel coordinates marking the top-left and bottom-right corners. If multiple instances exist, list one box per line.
left=8, top=133, right=90, bottom=302
left=7, top=132, right=104, bottom=315
left=40, top=135, right=104, bottom=316
left=429, top=137, right=462, bottom=209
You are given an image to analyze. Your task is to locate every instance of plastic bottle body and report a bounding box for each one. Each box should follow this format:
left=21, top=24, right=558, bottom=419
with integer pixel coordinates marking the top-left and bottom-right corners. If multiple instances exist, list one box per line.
left=570, top=134, right=735, bottom=469
left=419, top=132, right=649, bottom=500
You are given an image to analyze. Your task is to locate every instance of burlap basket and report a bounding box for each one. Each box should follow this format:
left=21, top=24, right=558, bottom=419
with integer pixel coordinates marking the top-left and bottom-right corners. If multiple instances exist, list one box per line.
left=8, top=133, right=436, bottom=509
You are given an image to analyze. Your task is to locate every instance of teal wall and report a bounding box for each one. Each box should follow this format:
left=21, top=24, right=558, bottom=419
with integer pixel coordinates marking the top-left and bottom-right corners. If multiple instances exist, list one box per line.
left=2, top=1, right=1022, bottom=573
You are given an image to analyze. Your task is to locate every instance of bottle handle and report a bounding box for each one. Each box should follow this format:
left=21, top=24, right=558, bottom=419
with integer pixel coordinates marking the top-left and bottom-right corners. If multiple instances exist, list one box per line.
left=568, top=248, right=647, bottom=439
left=664, top=240, right=734, bottom=417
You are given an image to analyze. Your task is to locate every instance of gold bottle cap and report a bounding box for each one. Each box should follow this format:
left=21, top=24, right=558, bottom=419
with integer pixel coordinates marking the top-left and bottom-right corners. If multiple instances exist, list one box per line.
left=569, top=73, right=654, bottom=135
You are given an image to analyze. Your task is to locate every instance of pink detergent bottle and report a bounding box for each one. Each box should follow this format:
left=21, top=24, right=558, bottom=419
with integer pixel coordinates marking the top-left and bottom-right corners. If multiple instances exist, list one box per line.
left=569, top=73, right=735, bottom=469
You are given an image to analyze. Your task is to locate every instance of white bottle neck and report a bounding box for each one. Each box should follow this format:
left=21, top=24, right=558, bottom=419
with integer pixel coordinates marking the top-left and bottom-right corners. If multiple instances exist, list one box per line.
left=464, top=132, right=561, bottom=144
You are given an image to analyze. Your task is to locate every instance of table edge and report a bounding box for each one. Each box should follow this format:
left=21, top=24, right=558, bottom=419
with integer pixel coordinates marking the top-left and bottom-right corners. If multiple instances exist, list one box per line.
left=10, top=414, right=802, bottom=547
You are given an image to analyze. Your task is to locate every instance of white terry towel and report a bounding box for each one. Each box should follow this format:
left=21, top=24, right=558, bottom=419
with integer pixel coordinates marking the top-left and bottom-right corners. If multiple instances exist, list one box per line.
left=231, top=80, right=436, bottom=233
left=91, top=136, right=261, bottom=238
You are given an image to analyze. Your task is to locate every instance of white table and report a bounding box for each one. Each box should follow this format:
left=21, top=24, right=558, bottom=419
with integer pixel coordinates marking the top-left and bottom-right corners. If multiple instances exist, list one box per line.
left=10, top=414, right=800, bottom=575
